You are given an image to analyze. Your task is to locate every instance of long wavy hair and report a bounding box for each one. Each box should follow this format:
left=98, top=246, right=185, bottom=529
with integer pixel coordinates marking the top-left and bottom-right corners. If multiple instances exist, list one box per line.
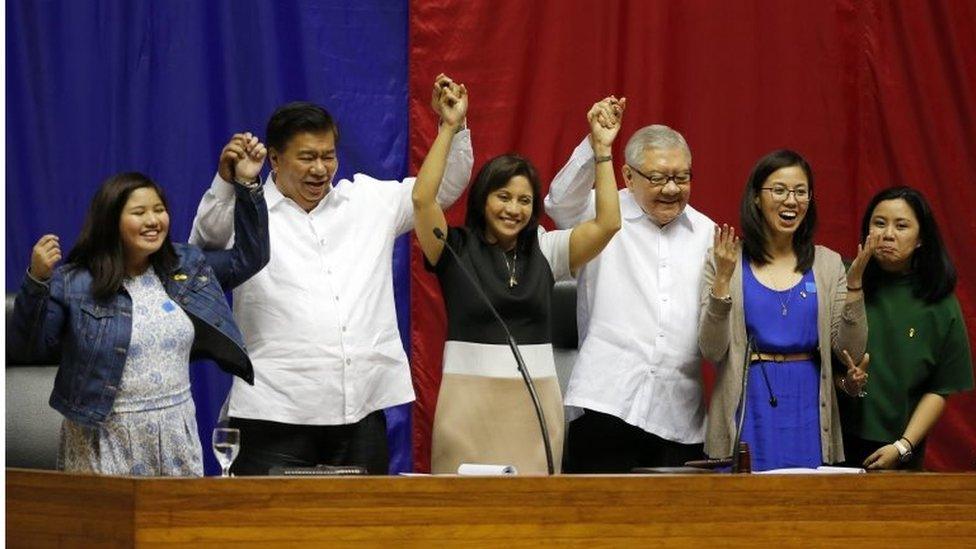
left=66, top=172, right=179, bottom=300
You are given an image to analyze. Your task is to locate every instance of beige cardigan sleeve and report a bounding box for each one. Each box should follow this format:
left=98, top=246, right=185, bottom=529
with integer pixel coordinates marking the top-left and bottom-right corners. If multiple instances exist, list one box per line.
left=699, top=252, right=734, bottom=363
left=826, top=252, right=868, bottom=365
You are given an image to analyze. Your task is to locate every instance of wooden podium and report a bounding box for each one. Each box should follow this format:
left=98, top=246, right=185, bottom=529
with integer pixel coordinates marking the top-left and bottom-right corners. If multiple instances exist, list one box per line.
left=6, top=468, right=976, bottom=547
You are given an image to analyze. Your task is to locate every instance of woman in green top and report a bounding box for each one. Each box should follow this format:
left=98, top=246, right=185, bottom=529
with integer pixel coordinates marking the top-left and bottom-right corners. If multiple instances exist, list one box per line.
left=840, top=186, right=974, bottom=469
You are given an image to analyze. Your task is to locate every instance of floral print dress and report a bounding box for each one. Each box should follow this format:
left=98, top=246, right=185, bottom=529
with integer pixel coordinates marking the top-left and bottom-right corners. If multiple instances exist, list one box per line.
left=59, top=267, right=202, bottom=476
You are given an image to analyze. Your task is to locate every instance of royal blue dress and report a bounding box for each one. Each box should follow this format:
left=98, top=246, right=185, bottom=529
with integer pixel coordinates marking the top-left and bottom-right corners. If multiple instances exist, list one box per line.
left=741, top=262, right=822, bottom=471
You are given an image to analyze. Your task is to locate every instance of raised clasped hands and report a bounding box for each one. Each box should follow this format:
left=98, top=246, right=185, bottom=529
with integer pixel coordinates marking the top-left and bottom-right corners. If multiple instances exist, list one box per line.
left=588, top=96, right=627, bottom=151
left=30, top=234, right=62, bottom=282
left=432, top=73, right=468, bottom=129
left=840, top=349, right=870, bottom=398
left=846, top=232, right=880, bottom=289
left=218, top=132, right=268, bottom=184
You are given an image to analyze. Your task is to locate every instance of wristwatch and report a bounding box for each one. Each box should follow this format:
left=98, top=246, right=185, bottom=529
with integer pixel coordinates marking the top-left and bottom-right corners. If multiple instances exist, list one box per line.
left=234, top=175, right=261, bottom=189
left=892, top=439, right=913, bottom=463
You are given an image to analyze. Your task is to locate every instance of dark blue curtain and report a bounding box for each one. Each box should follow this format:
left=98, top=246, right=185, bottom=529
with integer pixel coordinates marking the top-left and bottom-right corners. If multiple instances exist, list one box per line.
left=6, top=0, right=413, bottom=475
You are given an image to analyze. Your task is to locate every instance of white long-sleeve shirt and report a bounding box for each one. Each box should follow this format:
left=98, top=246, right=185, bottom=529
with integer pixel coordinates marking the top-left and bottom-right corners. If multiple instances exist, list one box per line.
left=544, top=136, right=714, bottom=444
left=189, top=130, right=473, bottom=425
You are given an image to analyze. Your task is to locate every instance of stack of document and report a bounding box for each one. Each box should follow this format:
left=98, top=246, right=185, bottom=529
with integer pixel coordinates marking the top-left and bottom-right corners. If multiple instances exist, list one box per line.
left=755, top=466, right=866, bottom=474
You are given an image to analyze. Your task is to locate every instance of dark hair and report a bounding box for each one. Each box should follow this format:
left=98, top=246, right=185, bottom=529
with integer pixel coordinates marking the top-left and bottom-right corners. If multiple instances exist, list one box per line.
left=266, top=101, right=339, bottom=152
left=740, top=149, right=818, bottom=272
left=464, top=154, right=543, bottom=250
left=66, top=172, right=179, bottom=300
left=860, top=186, right=956, bottom=303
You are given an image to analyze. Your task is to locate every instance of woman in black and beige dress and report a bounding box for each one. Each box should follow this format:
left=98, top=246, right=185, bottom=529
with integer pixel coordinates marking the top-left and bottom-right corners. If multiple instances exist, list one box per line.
left=413, top=83, right=625, bottom=473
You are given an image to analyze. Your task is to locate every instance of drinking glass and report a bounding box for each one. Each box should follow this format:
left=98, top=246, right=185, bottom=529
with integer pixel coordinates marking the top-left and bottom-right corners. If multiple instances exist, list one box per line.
left=212, top=427, right=240, bottom=477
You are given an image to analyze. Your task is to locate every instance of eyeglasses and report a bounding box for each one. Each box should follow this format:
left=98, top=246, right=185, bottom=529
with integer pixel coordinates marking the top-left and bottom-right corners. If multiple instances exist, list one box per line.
left=761, top=186, right=811, bottom=202
left=627, top=165, right=692, bottom=187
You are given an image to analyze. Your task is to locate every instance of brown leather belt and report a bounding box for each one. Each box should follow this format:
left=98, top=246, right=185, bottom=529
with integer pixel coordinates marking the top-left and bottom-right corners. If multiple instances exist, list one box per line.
left=750, top=352, right=815, bottom=363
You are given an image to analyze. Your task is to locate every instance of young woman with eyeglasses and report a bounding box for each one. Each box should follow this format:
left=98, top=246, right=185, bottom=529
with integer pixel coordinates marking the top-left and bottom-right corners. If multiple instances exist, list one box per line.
left=698, top=149, right=876, bottom=471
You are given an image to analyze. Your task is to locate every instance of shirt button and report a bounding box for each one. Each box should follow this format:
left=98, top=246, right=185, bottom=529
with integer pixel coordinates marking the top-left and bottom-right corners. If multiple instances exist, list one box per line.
left=345, top=358, right=351, bottom=365
left=820, top=401, right=826, bottom=408
left=341, top=326, right=347, bottom=332
left=334, top=296, right=339, bottom=302
left=327, top=269, right=332, bottom=275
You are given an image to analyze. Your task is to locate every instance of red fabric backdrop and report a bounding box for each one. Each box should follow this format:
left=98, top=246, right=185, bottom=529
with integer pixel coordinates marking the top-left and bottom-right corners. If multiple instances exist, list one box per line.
left=409, top=0, right=976, bottom=472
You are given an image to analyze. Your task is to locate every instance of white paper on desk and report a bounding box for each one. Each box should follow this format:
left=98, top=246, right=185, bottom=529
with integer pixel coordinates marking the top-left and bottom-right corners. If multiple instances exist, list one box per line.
left=755, top=465, right=866, bottom=474
left=457, top=463, right=518, bottom=475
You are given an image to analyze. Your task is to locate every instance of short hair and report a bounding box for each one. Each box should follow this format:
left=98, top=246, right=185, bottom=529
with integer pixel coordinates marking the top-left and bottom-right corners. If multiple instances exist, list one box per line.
left=66, top=172, right=179, bottom=301
left=739, top=149, right=818, bottom=272
left=464, top=154, right=543, bottom=251
left=624, top=124, right=692, bottom=167
left=860, top=186, right=956, bottom=303
left=266, top=101, right=339, bottom=152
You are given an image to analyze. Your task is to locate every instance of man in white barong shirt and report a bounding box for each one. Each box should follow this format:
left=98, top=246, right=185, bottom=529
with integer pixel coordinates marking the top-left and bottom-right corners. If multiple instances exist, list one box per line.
left=190, top=76, right=472, bottom=475
left=544, top=124, right=714, bottom=472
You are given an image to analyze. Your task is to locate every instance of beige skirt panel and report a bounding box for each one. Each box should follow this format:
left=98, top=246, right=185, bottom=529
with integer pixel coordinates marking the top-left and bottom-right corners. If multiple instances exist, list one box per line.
left=431, top=373, right=564, bottom=474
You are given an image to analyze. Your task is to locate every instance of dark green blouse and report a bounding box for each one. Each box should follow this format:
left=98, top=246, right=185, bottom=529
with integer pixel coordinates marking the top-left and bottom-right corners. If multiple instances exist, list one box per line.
left=842, top=273, right=974, bottom=444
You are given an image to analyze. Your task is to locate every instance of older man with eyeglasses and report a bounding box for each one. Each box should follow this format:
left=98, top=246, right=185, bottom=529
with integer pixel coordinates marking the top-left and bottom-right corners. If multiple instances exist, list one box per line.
left=545, top=124, right=715, bottom=472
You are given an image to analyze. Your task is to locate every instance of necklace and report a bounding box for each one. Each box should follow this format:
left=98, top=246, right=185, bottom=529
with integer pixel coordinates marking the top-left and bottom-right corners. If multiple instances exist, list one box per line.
left=779, top=284, right=795, bottom=316
left=503, top=249, right=518, bottom=288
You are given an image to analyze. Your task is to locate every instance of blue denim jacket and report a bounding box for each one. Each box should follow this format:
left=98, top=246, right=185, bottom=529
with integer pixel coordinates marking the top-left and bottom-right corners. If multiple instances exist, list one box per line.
left=9, top=183, right=269, bottom=427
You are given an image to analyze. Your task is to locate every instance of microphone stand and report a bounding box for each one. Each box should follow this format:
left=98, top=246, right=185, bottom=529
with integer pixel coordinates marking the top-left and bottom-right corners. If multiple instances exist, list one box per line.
left=683, top=334, right=755, bottom=473
left=433, top=228, right=555, bottom=475
left=730, top=335, right=757, bottom=473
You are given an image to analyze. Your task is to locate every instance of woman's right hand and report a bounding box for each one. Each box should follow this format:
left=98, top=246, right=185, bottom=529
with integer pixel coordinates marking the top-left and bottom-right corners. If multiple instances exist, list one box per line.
left=711, top=224, right=739, bottom=297
left=839, top=349, right=870, bottom=397
left=438, top=78, right=468, bottom=130
left=30, top=234, right=61, bottom=281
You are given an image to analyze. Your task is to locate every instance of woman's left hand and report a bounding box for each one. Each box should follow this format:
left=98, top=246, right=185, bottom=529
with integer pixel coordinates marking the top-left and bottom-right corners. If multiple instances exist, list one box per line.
left=846, top=232, right=880, bottom=287
left=589, top=96, right=626, bottom=151
left=863, top=444, right=900, bottom=469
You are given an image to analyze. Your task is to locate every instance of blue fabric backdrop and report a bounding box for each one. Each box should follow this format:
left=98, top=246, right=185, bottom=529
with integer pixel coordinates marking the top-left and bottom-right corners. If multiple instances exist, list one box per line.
left=6, top=0, right=413, bottom=475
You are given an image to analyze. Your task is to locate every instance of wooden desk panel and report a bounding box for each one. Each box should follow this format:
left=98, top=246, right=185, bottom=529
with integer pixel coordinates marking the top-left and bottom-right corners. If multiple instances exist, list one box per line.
left=7, top=469, right=976, bottom=547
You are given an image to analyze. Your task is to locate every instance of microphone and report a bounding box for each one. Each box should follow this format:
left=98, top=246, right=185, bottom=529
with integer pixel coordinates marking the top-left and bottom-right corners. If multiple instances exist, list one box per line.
left=432, top=227, right=555, bottom=475
left=758, top=362, right=778, bottom=408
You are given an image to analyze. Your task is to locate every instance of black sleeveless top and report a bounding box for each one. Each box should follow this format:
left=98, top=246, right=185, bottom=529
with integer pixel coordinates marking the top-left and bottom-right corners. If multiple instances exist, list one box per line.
left=427, top=226, right=571, bottom=345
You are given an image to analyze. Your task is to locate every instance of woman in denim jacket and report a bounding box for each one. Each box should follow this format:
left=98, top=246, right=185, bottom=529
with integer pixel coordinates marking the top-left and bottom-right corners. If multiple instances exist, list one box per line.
left=10, top=134, right=270, bottom=476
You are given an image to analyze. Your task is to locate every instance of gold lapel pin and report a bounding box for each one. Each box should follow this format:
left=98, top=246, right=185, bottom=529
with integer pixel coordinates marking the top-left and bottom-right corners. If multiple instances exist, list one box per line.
left=173, top=273, right=188, bottom=281
left=908, top=327, right=916, bottom=338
